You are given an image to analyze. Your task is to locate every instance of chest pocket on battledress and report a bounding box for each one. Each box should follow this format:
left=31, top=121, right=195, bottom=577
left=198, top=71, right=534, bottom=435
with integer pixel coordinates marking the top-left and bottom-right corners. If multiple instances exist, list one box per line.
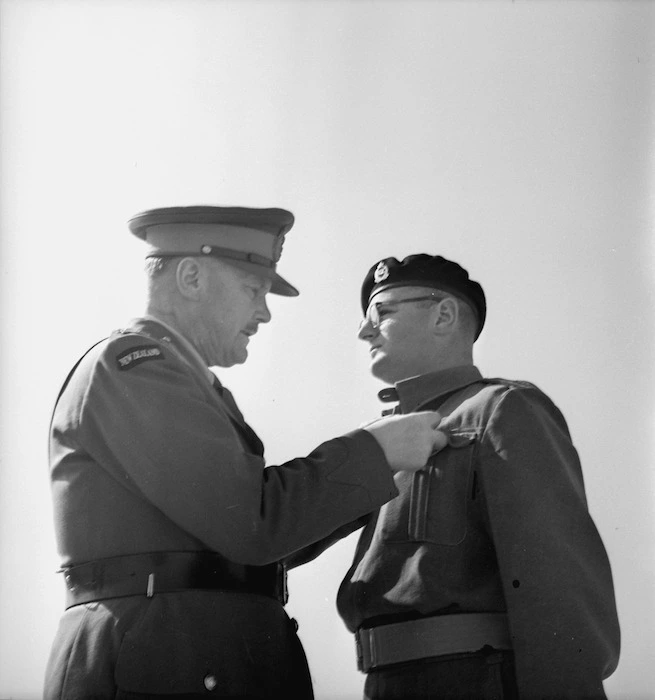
left=381, top=431, right=478, bottom=546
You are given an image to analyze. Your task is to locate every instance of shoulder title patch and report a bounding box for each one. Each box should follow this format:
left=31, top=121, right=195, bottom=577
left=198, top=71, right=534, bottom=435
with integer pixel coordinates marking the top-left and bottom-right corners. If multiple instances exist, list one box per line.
left=116, top=345, right=165, bottom=371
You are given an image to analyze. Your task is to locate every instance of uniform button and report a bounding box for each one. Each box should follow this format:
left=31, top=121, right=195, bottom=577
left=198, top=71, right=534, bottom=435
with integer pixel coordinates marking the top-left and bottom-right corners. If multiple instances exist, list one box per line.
left=204, top=674, right=217, bottom=691
left=201, top=245, right=212, bottom=254
left=290, top=617, right=299, bottom=632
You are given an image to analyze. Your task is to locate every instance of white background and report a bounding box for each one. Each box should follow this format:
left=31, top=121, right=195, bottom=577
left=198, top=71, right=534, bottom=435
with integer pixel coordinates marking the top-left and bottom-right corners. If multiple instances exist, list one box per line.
left=0, top=1, right=653, bottom=698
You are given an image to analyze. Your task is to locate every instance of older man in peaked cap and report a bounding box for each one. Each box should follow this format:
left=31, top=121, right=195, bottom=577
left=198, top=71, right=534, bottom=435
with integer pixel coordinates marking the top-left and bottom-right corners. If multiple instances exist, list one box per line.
left=335, top=253, right=620, bottom=699
left=44, top=208, right=447, bottom=700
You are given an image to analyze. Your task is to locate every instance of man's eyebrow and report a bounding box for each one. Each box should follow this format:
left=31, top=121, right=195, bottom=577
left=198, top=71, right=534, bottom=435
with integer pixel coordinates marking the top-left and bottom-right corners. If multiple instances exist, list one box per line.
left=243, top=276, right=272, bottom=292
left=238, top=271, right=268, bottom=287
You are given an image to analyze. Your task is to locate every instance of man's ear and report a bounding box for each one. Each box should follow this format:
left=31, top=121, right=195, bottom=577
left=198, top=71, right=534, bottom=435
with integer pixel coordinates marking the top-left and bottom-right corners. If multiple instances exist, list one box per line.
left=176, top=257, right=203, bottom=300
left=432, top=297, right=459, bottom=334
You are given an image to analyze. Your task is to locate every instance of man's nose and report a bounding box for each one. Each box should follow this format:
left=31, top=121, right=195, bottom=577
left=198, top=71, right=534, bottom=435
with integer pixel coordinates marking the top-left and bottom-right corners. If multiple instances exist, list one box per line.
left=256, top=297, right=272, bottom=324
left=358, top=316, right=377, bottom=341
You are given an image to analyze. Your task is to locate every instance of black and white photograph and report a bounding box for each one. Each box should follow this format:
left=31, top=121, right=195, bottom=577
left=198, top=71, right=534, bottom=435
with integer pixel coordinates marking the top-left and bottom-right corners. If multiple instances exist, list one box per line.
left=0, top=1, right=652, bottom=698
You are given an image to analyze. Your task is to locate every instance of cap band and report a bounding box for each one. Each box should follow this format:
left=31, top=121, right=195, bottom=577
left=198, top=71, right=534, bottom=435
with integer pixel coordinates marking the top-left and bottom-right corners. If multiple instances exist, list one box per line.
left=144, top=223, right=279, bottom=264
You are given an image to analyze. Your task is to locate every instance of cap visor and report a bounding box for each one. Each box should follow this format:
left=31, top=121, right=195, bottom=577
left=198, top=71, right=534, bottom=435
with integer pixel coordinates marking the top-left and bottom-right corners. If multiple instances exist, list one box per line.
left=220, top=259, right=299, bottom=297
left=271, top=273, right=299, bottom=297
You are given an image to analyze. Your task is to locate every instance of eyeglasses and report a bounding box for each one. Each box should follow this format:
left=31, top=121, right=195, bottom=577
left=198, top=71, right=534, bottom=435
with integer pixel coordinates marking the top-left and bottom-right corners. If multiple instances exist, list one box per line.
left=360, top=294, right=445, bottom=331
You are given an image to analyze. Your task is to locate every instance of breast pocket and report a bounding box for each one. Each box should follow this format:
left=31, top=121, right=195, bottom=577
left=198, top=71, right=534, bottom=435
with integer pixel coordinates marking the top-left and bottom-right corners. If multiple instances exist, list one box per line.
left=380, top=431, right=478, bottom=546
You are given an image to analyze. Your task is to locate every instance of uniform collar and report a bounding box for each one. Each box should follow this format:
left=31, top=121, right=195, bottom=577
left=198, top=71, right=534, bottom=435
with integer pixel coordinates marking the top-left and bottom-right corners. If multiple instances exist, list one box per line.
left=133, top=315, right=216, bottom=386
left=379, top=365, right=483, bottom=413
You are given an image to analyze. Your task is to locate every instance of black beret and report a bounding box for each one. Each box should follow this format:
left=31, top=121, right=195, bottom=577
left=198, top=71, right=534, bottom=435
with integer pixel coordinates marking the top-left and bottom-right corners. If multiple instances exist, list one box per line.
left=361, top=254, right=486, bottom=339
left=128, top=205, right=298, bottom=296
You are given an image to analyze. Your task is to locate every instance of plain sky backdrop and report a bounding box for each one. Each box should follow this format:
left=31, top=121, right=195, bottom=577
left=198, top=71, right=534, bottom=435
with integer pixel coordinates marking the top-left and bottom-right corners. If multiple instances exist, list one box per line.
left=1, top=1, right=653, bottom=698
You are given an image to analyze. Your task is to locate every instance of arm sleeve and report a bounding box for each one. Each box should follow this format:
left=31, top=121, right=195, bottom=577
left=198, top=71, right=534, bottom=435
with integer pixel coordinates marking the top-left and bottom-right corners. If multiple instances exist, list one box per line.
left=77, top=336, right=398, bottom=566
left=479, top=387, right=620, bottom=698
left=284, top=515, right=370, bottom=569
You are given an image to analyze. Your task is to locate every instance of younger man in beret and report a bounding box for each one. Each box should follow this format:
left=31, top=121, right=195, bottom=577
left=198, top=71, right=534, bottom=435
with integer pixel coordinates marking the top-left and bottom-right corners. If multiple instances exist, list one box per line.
left=336, top=254, right=620, bottom=699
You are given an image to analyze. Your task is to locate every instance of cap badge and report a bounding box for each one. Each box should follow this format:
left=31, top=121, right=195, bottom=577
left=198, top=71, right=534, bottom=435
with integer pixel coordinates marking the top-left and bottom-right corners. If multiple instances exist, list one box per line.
left=272, top=234, right=285, bottom=263
left=374, top=261, right=390, bottom=283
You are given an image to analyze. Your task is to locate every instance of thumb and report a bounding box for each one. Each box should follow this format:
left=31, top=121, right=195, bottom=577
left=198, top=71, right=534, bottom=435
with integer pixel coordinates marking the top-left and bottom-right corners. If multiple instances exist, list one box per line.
left=412, top=410, right=444, bottom=428
left=432, top=429, right=449, bottom=454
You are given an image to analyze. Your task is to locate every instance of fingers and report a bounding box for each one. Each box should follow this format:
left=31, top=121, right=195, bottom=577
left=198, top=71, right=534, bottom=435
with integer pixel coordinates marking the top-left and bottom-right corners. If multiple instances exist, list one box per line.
left=412, top=410, right=443, bottom=428
left=432, top=429, right=449, bottom=453
left=359, top=410, right=448, bottom=470
left=406, top=411, right=448, bottom=459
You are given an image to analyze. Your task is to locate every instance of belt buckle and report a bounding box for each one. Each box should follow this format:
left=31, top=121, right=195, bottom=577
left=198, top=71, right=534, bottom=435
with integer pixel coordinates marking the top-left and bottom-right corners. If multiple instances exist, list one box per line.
left=146, top=573, right=155, bottom=598
left=355, top=630, right=364, bottom=671
left=276, top=562, right=288, bottom=605
left=355, top=628, right=373, bottom=673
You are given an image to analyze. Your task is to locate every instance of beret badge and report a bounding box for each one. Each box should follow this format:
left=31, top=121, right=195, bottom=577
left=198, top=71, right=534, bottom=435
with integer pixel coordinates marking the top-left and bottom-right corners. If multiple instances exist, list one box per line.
left=373, top=261, right=390, bottom=283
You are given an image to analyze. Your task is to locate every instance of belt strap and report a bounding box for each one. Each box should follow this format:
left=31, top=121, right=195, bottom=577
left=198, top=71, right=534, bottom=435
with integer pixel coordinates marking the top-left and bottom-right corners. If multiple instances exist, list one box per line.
left=61, top=552, right=287, bottom=608
left=356, top=613, right=512, bottom=672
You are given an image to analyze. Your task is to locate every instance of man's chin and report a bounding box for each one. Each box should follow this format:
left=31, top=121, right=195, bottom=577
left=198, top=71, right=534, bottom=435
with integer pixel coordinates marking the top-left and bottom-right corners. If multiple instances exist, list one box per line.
left=229, top=351, right=249, bottom=367
left=210, top=349, right=248, bottom=369
left=370, top=356, right=394, bottom=384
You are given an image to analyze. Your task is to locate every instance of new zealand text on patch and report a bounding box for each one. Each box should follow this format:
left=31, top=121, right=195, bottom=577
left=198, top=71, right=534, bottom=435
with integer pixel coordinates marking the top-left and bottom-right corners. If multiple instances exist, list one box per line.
left=116, top=345, right=165, bottom=371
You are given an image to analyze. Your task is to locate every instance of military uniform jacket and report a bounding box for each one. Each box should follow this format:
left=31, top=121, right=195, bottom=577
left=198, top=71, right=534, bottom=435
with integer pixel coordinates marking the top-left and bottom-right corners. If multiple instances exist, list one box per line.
left=46, top=317, right=398, bottom=697
left=336, top=365, right=620, bottom=699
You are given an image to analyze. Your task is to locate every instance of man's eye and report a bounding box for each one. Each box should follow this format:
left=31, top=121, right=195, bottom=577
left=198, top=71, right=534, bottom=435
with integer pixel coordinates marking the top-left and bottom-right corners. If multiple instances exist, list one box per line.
left=377, top=307, right=392, bottom=318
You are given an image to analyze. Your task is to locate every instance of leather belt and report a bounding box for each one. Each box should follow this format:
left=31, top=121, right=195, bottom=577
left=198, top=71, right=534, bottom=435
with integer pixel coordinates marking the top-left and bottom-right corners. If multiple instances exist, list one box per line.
left=61, top=551, right=288, bottom=608
left=356, top=613, right=512, bottom=672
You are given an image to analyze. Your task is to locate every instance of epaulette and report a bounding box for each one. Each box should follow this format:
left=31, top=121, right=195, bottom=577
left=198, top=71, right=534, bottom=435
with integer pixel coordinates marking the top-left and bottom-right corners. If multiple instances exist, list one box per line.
left=112, top=321, right=174, bottom=345
left=476, top=376, right=567, bottom=428
left=477, top=377, right=539, bottom=392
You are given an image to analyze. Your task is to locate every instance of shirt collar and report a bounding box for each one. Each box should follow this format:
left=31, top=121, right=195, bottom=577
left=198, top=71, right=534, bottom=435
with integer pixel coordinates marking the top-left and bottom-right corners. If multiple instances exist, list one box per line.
left=379, top=365, right=483, bottom=413
left=139, top=314, right=216, bottom=386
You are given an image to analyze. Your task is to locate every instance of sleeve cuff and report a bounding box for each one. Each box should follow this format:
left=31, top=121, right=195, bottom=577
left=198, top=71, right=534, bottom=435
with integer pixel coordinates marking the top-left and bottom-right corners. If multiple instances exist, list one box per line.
left=327, top=429, right=399, bottom=505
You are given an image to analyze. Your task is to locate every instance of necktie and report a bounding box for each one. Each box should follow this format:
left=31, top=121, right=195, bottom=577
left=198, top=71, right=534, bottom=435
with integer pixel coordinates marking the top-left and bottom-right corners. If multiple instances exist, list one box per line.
left=212, top=376, right=265, bottom=457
